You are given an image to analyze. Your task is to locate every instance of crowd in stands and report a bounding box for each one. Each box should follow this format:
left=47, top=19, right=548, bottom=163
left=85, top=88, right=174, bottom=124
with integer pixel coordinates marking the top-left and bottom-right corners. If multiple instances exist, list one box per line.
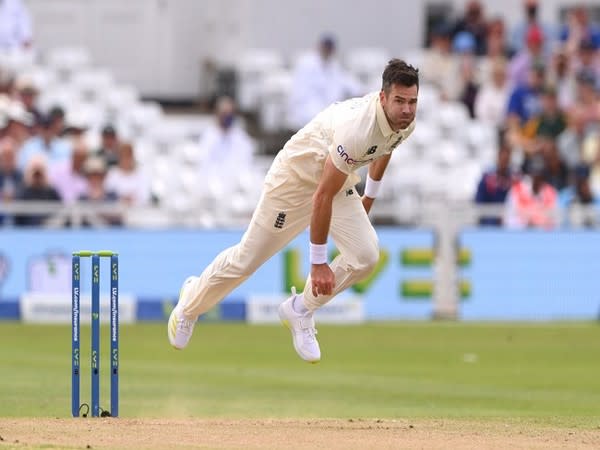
left=424, top=0, right=600, bottom=228
left=0, top=75, right=152, bottom=227
left=0, top=95, right=151, bottom=226
left=0, top=0, right=158, bottom=227
left=2, top=0, right=600, bottom=229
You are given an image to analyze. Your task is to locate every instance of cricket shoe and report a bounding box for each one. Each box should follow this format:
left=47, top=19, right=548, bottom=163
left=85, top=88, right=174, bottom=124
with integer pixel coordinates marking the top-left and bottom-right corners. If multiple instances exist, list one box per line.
left=278, top=287, right=321, bottom=363
left=168, top=276, right=197, bottom=350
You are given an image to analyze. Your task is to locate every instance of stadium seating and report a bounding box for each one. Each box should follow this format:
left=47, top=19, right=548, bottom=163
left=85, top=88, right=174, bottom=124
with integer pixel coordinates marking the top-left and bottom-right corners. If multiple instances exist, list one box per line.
left=1, top=44, right=507, bottom=228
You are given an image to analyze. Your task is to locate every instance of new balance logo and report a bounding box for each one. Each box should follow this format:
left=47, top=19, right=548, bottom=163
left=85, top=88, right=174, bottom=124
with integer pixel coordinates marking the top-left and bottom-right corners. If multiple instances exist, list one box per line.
left=274, top=212, right=286, bottom=229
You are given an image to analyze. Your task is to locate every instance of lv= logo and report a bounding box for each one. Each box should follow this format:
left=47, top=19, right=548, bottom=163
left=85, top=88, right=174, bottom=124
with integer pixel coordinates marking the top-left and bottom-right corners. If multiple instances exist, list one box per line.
left=283, top=248, right=389, bottom=293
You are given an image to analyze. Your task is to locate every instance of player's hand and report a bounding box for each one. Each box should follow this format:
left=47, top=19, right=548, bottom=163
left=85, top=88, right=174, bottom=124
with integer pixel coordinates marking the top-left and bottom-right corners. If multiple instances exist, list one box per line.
left=311, top=263, right=335, bottom=297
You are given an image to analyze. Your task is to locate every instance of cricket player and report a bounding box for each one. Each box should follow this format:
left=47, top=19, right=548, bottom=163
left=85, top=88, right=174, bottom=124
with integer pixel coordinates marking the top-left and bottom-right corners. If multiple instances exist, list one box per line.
left=169, top=59, right=419, bottom=363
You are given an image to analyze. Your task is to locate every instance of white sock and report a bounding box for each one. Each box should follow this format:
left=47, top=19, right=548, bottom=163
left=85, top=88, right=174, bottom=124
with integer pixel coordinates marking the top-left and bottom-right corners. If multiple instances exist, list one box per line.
left=292, top=293, right=309, bottom=315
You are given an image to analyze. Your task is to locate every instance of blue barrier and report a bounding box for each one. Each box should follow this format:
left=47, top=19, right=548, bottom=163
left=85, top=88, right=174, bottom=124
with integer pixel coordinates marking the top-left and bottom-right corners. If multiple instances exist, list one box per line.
left=0, top=228, right=598, bottom=321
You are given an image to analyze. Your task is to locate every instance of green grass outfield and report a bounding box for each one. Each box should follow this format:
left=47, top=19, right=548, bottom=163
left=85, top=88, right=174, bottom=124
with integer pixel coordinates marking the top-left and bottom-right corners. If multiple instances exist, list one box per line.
left=1, top=322, right=600, bottom=426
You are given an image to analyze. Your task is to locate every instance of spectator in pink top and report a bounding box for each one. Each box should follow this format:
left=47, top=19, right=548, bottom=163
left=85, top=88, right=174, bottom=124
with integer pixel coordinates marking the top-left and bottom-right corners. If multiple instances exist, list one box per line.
left=48, top=139, right=88, bottom=204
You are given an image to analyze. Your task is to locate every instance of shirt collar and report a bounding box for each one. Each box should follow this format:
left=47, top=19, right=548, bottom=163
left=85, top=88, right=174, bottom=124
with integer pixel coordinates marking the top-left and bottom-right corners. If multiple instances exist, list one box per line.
left=376, top=97, right=395, bottom=138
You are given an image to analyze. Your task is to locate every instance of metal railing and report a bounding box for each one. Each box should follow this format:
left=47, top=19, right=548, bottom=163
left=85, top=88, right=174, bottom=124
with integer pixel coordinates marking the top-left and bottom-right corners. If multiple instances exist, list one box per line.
left=0, top=201, right=131, bottom=228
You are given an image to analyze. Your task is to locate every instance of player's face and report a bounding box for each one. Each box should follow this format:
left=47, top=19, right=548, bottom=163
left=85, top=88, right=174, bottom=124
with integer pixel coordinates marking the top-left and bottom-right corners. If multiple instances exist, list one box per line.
left=380, top=83, right=418, bottom=131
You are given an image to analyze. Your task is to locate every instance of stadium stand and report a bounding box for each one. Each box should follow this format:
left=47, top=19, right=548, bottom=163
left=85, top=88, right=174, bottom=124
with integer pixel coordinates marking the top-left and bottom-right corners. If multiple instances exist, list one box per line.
left=2, top=1, right=600, bottom=230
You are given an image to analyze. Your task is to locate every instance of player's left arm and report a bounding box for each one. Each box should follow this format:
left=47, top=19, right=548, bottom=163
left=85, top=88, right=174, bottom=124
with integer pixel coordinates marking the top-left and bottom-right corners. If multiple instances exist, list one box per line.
left=362, top=153, right=392, bottom=214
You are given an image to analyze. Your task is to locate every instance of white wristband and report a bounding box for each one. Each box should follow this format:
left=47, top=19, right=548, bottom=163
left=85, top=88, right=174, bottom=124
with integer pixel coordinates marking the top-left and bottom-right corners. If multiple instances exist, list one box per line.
left=364, top=175, right=382, bottom=199
left=310, top=242, right=328, bottom=265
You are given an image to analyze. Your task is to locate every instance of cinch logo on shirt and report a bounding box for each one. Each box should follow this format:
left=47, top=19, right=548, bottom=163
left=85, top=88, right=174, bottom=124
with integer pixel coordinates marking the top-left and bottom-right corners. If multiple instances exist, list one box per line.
left=337, top=145, right=356, bottom=165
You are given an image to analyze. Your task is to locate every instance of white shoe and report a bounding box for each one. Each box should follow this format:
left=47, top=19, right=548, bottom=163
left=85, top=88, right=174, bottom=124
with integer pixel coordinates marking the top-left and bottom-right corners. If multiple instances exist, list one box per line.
left=278, top=287, right=321, bottom=363
left=168, top=276, right=197, bottom=350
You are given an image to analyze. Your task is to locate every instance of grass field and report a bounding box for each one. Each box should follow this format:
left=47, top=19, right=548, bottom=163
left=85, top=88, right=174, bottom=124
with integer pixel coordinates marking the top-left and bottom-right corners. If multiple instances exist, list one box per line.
left=2, top=321, right=600, bottom=426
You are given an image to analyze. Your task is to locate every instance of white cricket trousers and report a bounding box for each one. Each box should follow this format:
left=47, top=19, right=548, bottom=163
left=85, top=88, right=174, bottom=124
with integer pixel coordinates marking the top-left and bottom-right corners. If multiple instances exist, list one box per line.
left=182, top=157, right=380, bottom=318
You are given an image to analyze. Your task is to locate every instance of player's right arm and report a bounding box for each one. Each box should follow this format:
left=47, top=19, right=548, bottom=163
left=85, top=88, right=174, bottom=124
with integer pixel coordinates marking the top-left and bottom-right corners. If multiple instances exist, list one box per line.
left=310, top=156, right=348, bottom=296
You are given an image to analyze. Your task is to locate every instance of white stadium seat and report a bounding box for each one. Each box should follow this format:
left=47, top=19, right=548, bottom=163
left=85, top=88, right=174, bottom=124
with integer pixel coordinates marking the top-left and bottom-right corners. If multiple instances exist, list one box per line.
left=45, top=47, right=92, bottom=80
left=236, top=48, right=285, bottom=112
left=259, top=70, right=293, bottom=133
left=345, top=47, right=390, bottom=89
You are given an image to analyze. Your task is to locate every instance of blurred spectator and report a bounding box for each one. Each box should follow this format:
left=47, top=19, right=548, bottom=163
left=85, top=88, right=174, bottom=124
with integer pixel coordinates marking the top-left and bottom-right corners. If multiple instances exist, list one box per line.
left=508, top=24, right=548, bottom=86
left=560, top=164, right=600, bottom=227
left=557, top=109, right=593, bottom=170
left=0, top=0, right=32, bottom=50
left=48, top=106, right=65, bottom=136
left=548, top=49, right=576, bottom=110
left=580, top=128, right=600, bottom=197
left=15, top=75, right=41, bottom=125
left=567, top=70, right=600, bottom=131
left=457, top=54, right=479, bottom=118
left=78, top=156, right=120, bottom=226
left=79, top=157, right=116, bottom=201
left=475, top=58, right=509, bottom=127
left=105, top=142, right=150, bottom=206
left=63, top=109, right=89, bottom=139
left=0, top=67, right=13, bottom=95
left=571, top=39, right=600, bottom=83
left=18, top=114, right=71, bottom=170
left=479, top=17, right=510, bottom=83
left=453, top=30, right=477, bottom=55
left=451, top=31, right=480, bottom=117
left=94, top=124, right=120, bottom=167
left=504, top=155, right=559, bottom=229
left=475, top=135, right=516, bottom=225
left=421, top=23, right=461, bottom=101
left=4, top=98, right=32, bottom=146
left=0, top=136, right=22, bottom=224
left=561, top=5, right=600, bottom=52
left=540, top=137, right=568, bottom=191
left=506, top=63, right=545, bottom=136
left=15, top=155, right=60, bottom=226
left=486, top=17, right=510, bottom=57
left=452, top=0, right=487, bottom=56
left=521, top=85, right=567, bottom=153
left=48, top=139, right=89, bottom=205
left=199, top=96, right=255, bottom=171
left=510, top=0, right=554, bottom=55
left=286, top=34, right=362, bottom=130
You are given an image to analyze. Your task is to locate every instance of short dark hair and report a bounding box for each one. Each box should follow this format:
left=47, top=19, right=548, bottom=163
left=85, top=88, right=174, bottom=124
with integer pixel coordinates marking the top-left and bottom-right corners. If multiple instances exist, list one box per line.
left=381, top=59, right=419, bottom=93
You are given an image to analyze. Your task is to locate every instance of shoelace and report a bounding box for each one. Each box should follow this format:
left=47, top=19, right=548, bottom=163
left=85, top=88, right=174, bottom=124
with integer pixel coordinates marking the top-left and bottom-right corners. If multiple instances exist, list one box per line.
left=299, top=317, right=317, bottom=339
left=303, top=327, right=318, bottom=339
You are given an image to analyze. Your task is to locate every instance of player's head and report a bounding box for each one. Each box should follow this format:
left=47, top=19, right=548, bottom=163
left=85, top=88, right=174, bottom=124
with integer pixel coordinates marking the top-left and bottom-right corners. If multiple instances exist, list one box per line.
left=381, top=59, right=419, bottom=94
left=380, top=59, right=419, bottom=131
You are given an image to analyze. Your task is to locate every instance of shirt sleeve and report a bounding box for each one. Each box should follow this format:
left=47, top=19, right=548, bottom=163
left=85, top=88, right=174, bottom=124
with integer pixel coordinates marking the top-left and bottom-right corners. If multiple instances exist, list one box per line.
left=328, top=123, right=360, bottom=175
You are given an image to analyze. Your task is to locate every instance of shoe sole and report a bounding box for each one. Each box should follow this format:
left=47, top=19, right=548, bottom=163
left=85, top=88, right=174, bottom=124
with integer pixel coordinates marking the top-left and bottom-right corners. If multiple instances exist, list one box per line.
left=168, top=310, right=182, bottom=350
left=280, top=317, right=320, bottom=364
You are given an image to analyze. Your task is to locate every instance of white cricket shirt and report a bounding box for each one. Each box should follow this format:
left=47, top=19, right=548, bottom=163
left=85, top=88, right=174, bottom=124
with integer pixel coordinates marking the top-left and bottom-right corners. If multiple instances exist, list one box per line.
left=277, top=92, right=415, bottom=190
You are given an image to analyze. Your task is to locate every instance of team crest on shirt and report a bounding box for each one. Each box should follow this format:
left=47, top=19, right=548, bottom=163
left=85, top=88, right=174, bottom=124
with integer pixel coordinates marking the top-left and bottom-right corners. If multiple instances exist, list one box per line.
left=389, top=136, right=403, bottom=151
left=274, top=212, right=286, bottom=229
